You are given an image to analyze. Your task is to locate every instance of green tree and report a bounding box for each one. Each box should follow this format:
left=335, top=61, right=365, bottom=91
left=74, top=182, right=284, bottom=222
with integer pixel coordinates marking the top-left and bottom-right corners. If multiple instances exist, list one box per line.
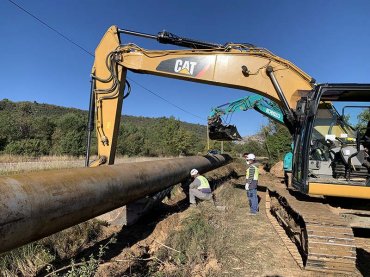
left=117, top=124, right=145, bottom=156
left=31, top=116, right=55, bottom=141
left=233, top=140, right=268, bottom=157
left=262, top=121, right=291, bottom=162
left=357, top=109, right=370, bottom=131
left=5, top=139, right=50, bottom=156
left=161, top=117, right=181, bottom=155
left=52, top=113, right=87, bottom=156
left=174, top=128, right=193, bottom=155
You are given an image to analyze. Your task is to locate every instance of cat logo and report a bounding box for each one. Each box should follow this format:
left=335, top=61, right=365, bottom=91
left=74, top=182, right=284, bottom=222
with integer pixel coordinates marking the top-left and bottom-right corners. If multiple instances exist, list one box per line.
left=174, top=60, right=197, bottom=75
left=156, top=57, right=210, bottom=77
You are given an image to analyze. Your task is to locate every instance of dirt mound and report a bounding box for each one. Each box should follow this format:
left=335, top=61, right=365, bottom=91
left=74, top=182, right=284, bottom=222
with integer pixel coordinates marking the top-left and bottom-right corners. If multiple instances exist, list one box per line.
left=270, top=161, right=284, bottom=178
left=258, top=164, right=267, bottom=174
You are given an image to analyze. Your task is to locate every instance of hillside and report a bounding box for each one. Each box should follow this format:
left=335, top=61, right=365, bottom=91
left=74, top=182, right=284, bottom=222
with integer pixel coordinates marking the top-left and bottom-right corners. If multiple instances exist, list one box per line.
left=0, top=99, right=206, bottom=135
left=0, top=99, right=209, bottom=157
left=0, top=99, right=291, bottom=161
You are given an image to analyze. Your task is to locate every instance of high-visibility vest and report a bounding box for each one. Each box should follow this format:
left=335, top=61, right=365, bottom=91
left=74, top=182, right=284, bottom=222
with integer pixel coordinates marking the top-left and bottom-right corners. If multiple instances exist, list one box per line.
left=246, top=165, right=259, bottom=181
left=196, top=175, right=210, bottom=190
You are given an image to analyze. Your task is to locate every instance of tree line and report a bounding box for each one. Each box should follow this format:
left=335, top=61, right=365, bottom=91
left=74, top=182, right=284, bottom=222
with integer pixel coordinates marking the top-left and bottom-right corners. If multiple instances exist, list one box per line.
left=0, top=99, right=293, bottom=161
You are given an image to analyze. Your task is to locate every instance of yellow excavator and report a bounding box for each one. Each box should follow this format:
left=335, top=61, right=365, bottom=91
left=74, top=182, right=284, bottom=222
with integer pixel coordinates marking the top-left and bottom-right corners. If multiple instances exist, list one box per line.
left=87, top=26, right=370, bottom=273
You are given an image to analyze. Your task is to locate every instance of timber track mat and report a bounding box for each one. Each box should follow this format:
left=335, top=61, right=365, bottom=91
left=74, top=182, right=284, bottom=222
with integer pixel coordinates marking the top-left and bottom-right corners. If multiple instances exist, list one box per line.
left=263, top=174, right=364, bottom=275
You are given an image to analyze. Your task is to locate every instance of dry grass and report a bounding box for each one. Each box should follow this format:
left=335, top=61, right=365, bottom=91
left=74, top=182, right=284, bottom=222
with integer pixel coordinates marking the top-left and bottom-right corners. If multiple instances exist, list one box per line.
left=146, top=202, right=228, bottom=277
left=0, top=220, right=106, bottom=277
left=0, top=154, right=82, bottom=163
left=0, top=155, right=174, bottom=175
left=0, top=243, right=54, bottom=277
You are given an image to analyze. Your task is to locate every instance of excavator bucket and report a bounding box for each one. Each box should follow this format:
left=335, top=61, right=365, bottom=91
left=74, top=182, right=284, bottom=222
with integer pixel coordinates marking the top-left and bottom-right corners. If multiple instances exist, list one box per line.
left=208, top=119, right=243, bottom=141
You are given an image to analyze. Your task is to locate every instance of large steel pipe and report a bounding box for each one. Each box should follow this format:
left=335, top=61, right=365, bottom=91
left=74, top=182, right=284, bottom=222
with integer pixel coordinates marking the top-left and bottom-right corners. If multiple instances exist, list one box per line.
left=0, top=154, right=231, bottom=254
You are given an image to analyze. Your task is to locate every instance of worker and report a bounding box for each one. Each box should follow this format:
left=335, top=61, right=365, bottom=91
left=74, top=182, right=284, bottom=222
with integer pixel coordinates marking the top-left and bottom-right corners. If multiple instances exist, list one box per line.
left=242, top=152, right=249, bottom=160
left=245, top=153, right=259, bottom=215
left=283, top=143, right=293, bottom=188
left=188, top=169, right=212, bottom=206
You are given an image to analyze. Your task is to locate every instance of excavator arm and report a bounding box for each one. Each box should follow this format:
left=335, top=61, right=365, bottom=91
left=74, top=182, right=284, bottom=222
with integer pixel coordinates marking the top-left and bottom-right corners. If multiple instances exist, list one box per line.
left=208, top=95, right=284, bottom=141
left=87, top=25, right=314, bottom=166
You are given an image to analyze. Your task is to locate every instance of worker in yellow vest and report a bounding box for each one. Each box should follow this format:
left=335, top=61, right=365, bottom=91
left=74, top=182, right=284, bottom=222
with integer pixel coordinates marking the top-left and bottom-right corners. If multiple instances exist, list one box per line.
left=189, top=169, right=212, bottom=206
left=245, top=153, right=259, bottom=215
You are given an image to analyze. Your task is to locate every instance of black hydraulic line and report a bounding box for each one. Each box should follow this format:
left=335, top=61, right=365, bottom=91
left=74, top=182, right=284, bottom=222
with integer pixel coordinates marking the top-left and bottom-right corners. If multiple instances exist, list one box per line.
left=85, top=79, right=95, bottom=167
left=118, top=28, right=223, bottom=49
left=123, top=80, right=131, bottom=99
left=118, top=28, right=157, bottom=40
left=156, top=31, right=223, bottom=49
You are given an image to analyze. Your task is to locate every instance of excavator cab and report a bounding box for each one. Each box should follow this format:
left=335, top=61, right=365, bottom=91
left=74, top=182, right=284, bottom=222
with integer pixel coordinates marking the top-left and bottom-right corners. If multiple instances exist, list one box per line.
left=207, top=115, right=242, bottom=141
left=293, top=84, right=370, bottom=198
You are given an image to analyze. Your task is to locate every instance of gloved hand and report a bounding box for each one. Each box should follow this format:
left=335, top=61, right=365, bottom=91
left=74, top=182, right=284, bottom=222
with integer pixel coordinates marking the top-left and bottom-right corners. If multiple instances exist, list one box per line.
left=245, top=183, right=249, bottom=190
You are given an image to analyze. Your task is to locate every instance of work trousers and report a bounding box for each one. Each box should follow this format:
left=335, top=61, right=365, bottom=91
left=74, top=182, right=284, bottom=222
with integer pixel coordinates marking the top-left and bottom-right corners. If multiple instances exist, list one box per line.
left=247, top=188, right=258, bottom=214
left=189, top=188, right=212, bottom=204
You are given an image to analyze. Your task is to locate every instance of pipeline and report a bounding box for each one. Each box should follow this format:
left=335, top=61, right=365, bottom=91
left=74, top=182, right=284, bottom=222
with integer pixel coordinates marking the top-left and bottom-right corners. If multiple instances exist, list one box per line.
left=0, top=154, right=231, bottom=254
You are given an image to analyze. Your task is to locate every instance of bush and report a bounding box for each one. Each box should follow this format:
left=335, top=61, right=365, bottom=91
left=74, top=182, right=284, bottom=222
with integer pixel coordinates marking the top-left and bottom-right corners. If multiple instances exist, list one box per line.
left=4, top=139, right=50, bottom=156
left=51, top=113, right=87, bottom=156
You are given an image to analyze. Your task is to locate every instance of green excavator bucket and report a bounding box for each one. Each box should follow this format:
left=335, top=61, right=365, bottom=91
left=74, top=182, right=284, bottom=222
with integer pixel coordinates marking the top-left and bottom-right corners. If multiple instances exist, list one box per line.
left=208, top=117, right=242, bottom=141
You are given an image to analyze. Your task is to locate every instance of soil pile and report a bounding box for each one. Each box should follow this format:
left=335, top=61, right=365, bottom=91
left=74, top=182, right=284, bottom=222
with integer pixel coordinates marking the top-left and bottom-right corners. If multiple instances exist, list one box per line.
left=270, top=160, right=284, bottom=178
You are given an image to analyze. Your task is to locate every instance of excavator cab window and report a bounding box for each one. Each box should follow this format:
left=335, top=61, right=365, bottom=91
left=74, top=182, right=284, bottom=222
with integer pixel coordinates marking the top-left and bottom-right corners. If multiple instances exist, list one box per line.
left=298, top=84, right=370, bottom=186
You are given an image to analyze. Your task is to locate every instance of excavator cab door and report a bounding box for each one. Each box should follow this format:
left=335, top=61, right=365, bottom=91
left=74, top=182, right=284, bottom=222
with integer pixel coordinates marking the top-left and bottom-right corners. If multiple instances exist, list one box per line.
left=208, top=116, right=242, bottom=141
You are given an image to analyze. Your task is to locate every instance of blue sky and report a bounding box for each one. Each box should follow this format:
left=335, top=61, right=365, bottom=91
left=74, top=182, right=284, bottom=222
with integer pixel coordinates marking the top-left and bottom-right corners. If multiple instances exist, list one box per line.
left=1, top=0, right=370, bottom=136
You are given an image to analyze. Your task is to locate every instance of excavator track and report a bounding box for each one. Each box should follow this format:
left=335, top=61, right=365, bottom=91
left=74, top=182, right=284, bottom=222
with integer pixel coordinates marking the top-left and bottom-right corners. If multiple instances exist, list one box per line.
left=265, top=184, right=357, bottom=274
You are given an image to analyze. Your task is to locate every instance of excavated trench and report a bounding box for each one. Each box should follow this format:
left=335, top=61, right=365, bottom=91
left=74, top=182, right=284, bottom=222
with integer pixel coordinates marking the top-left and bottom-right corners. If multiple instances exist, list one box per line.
left=34, top=162, right=370, bottom=276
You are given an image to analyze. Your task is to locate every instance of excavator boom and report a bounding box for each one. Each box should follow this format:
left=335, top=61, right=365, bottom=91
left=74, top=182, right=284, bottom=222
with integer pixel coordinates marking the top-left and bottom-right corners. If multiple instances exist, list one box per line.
left=87, top=25, right=314, bottom=166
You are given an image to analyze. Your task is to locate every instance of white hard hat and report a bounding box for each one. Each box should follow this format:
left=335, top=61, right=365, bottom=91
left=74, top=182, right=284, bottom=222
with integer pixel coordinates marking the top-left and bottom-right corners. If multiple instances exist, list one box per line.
left=246, top=153, right=256, bottom=160
left=190, top=169, right=198, bottom=176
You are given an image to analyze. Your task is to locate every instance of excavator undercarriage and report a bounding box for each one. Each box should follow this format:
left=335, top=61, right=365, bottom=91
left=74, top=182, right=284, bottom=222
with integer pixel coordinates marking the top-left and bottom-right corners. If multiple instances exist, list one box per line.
left=266, top=186, right=359, bottom=274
